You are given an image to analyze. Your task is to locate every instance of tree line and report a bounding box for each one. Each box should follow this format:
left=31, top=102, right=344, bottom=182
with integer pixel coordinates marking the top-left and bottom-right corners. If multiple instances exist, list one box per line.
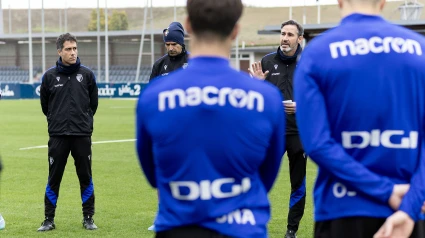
left=87, top=9, right=129, bottom=31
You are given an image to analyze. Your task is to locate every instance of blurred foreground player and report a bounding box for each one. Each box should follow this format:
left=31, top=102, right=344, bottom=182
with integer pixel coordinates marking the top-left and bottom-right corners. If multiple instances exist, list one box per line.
left=136, top=0, right=285, bottom=237
left=294, top=0, right=425, bottom=237
left=148, top=21, right=189, bottom=232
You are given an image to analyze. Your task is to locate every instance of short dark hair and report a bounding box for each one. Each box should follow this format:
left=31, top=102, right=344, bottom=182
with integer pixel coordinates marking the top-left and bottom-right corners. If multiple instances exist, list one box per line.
left=281, top=20, right=304, bottom=36
left=56, top=33, right=77, bottom=50
left=186, top=0, right=243, bottom=40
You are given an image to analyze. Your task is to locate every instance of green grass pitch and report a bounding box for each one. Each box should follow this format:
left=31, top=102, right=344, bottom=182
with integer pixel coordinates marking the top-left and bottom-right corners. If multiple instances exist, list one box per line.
left=0, top=99, right=317, bottom=237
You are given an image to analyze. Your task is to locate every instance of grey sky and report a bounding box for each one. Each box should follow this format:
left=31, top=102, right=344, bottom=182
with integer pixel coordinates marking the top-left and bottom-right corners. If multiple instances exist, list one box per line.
left=2, top=0, right=338, bottom=9
left=1, top=0, right=407, bottom=9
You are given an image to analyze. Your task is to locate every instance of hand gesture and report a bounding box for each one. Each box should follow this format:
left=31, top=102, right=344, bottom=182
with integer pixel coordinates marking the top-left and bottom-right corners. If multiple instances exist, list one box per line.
left=248, top=62, right=269, bottom=80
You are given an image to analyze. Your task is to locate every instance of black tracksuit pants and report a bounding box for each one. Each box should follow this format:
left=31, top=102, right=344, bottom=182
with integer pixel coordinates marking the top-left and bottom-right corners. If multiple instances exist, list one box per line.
left=315, top=217, right=425, bottom=238
left=286, top=134, right=307, bottom=232
left=44, top=136, right=95, bottom=219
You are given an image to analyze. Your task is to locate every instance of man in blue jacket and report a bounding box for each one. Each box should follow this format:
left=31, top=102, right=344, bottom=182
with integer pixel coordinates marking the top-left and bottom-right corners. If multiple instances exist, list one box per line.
left=136, top=0, right=285, bottom=237
left=294, top=0, right=425, bottom=237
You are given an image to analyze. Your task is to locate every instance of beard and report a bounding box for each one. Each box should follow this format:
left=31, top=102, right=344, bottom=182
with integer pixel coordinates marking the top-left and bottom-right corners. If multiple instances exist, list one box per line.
left=280, top=45, right=293, bottom=53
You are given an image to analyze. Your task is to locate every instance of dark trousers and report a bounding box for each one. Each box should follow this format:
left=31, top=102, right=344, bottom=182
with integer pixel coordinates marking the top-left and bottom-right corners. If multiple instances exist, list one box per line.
left=315, top=217, right=425, bottom=238
left=44, top=136, right=95, bottom=219
left=156, top=226, right=230, bottom=238
left=286, top=134, right=307, bottom=232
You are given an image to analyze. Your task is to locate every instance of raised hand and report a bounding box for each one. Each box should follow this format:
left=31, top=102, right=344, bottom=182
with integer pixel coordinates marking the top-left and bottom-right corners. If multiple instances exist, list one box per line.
left=248, top=61, right=269, bottom=80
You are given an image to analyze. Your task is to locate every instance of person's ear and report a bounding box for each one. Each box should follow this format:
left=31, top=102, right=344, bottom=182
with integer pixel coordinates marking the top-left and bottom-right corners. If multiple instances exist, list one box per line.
left=379, top=0, right=386, bottom=11
left=184, top=16, right=192, bottom=35
left=230, top=23, right=240, bottom=41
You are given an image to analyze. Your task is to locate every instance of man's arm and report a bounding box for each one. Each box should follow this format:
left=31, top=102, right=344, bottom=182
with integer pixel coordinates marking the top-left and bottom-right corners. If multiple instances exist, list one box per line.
left=294, top=51, right=394, bottom=204
left=149, top=63, right=158, bottom=82
left=40, top=74, right=49, bottom=116
left=89, top=72, right=98, bottom=115
left=398, top=141, right=425, bottom=221
left=258, top=94, right=285, bottom=192
left=136, top=94, right=156, bottom=188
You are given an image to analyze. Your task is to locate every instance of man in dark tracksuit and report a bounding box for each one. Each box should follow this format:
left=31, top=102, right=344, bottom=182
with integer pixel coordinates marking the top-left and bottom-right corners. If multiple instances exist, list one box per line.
left=38, top=33, right=98, bottom=232
left=249, top=20, right=306, bottom=238
left=149, top=22, right=189, bottom=81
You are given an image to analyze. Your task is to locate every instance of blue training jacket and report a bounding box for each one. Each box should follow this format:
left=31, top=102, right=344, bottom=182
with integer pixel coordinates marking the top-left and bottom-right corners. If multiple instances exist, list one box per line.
left=294, top=13, right=425, bottom=222
left=136, top=56, right=285, bottom=237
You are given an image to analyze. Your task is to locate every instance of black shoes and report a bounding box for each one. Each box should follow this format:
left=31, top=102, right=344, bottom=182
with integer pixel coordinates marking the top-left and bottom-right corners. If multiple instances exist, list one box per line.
left=82, top=216, right=98, bottom=230
left=37, top=219, right=55, bottom=232
left=37, top=216, right=98, bottom=231
left=285, top=229, right=297, bottom=238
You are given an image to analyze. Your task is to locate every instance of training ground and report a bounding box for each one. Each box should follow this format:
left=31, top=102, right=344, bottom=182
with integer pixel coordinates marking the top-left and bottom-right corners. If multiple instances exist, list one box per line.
left=0, top=99, right=317, bottom=237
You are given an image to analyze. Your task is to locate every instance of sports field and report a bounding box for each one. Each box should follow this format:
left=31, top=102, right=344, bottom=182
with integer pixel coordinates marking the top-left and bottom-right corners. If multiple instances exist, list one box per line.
left=0, top=99, right=317, bottom=237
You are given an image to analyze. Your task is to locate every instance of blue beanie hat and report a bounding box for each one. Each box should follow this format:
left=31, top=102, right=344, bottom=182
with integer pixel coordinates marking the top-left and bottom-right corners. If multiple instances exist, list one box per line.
left=163, top=22, right=185, bottom=47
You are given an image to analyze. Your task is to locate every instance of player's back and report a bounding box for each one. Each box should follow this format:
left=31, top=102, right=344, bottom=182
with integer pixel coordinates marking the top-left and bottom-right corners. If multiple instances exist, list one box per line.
left=313, top=14, right=425, bottom=179
left=295, top=14, right=425, bottom=221
left=138, top=56, right=284, bottom=237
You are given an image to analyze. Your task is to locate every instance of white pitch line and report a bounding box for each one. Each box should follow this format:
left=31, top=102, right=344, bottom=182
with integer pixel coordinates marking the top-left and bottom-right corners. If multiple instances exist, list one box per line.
left=19, top=139, right=136, bottom=151
left=109, top=106, right=135, bottom=109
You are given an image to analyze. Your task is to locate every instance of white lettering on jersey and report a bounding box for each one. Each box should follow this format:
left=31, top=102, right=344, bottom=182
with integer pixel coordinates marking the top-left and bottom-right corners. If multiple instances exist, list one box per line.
left=158, top=86, right=265, bottom=112
left=342, top=130, right=418, bottom=149
left=329, top=37, right=422, bottom=59
left=169, top=177, right=251, bottom=201
left=333, top=183, right=357, bottom=198
left=216, top=209, right=256, bottom=225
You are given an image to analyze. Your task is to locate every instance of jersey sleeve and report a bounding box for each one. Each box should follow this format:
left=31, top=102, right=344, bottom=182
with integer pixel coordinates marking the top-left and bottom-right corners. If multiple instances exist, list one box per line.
left=149, top=63, right=159, bottom=82
left=40, top=74, right=50, bottom=116
left=399, top=141, right=425, bottom=221
left=136, top=92, right=156, bottom=188
left=294, top=49, right=394, bottom=204
left=259, top=91, right=285, bottom=192
left=89, top=71, right=98, bottom=115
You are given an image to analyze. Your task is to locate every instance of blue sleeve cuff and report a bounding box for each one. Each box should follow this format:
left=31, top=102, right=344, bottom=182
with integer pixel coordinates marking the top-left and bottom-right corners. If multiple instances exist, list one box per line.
left=399, top=189, right=423, bottom=222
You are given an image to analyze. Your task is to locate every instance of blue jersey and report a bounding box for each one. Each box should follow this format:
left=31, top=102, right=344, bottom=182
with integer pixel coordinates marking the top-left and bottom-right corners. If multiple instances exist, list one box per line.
left=136, top=56, right=285, bottom=237
left=294, top=14, right=425, bottom=222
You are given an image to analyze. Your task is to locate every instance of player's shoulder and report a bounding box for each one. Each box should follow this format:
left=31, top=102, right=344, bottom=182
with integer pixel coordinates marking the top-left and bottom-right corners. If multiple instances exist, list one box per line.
left=302, top=26, right=341, bottom=54
left=233, top=70, right=283, bottom=101
left=392, top=24, right=425, bottom=42
left=153, top=54, right=169, bottom=66
left=261, top=51, right=277, bottom=62
left=80, top=64, right=95, bottom=74
left=139, top=70, right=180, bottom=100
left=41, top=66, right=57, bottom=82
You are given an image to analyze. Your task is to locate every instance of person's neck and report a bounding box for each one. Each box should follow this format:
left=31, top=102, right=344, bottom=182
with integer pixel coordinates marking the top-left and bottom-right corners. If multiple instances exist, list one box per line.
left=340, top=3, right=381, bottom=18
left=189, top=37, right=232, bottom=59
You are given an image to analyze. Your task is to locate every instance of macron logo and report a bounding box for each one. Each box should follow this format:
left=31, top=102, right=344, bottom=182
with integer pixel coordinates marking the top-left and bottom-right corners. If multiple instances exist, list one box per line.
left=158, top=86, right=265, bottom=112
left=329, top=37, right=422, bottom=59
